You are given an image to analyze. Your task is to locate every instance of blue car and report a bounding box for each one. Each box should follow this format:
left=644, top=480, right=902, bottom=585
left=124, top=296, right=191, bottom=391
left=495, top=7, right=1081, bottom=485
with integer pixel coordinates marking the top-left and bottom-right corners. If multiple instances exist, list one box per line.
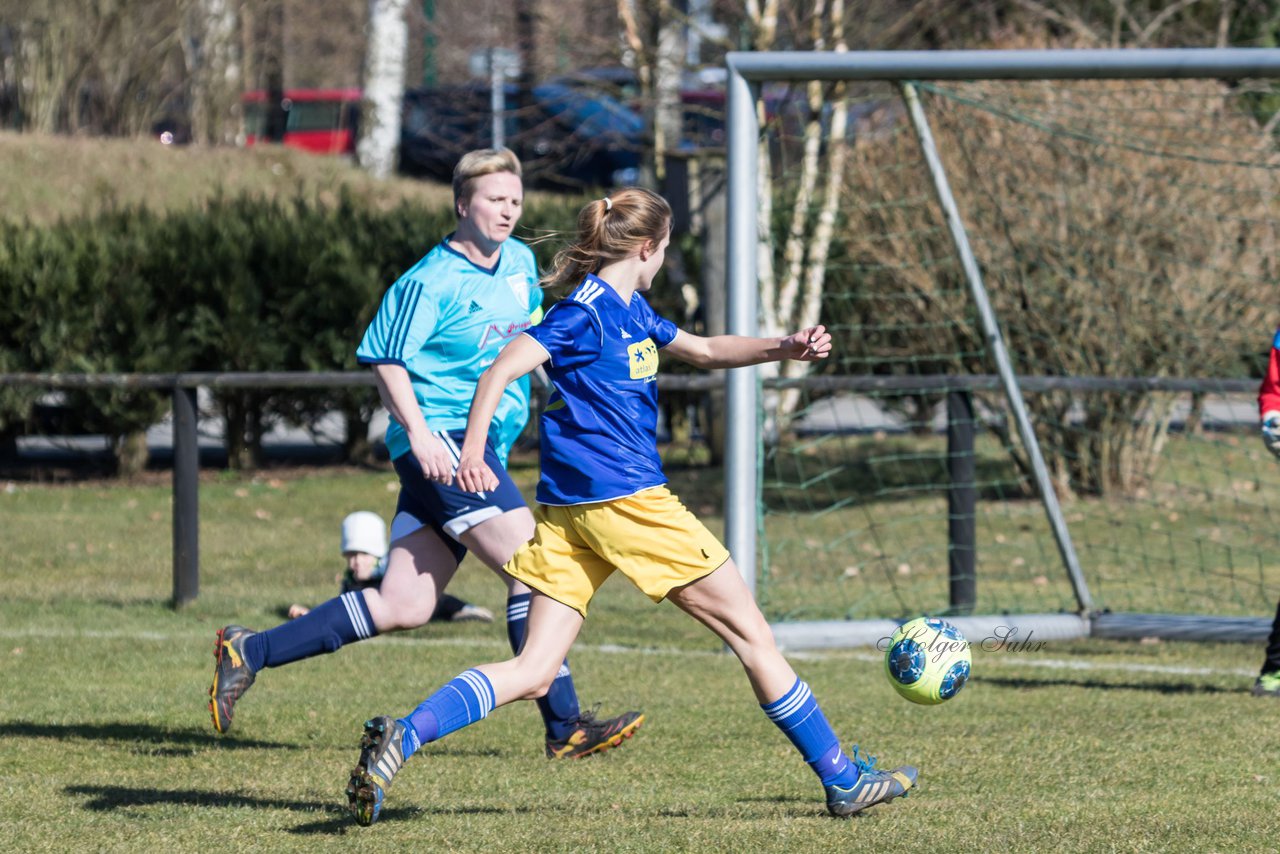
left=399, top=82, right=643, bottom=191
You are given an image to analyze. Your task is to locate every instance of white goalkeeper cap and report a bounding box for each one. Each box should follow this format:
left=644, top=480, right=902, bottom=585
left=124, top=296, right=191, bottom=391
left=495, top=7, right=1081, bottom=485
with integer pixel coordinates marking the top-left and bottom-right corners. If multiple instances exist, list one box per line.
left=341, top=511, right=387, bottom=558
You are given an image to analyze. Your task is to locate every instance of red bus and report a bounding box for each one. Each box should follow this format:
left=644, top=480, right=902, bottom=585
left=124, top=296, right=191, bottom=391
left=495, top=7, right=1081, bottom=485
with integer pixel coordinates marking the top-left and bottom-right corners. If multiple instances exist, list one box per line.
left=242, top=88, right=362, bottom=155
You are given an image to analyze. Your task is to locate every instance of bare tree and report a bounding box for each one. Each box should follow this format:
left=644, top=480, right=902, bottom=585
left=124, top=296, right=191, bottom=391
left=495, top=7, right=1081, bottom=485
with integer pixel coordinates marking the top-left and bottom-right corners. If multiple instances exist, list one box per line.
left=260, top=0, right=288, bottom=141
left=741, top=0, right=851, bottom=435
left=0, top=0, right=195, bottom=137
left=357, top=0, right=409, bottom=178
left=618, top=0, right=656, bottom=146
left=759, top=0, right=851, bottom=431
left=844, top=71, right=1276, bottom=496
left=182, top=0, right=242, bottom=145
left=1006, top=0, right=1279, bottom=48
left=655, top=0, right=687, bottom=181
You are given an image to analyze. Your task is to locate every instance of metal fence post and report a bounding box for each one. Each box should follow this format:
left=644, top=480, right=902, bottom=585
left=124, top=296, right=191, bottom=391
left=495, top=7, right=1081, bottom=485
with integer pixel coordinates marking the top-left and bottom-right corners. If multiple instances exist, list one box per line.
left=947, top=390, right=976, bottom=615
left=172, top=385, right=199, bottom=608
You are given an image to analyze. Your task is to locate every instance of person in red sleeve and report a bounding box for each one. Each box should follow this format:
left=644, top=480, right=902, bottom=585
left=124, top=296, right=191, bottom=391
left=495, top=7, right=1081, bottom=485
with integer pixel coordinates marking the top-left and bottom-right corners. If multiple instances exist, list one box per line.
left=1254, top=328, right=1280, bottom=697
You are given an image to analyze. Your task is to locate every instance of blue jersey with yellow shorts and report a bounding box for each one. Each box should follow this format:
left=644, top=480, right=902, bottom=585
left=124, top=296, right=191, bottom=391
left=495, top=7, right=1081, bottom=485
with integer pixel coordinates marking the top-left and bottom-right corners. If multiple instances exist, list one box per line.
left=510, top=274, right=731, bottom=615
left=356, top=235, right=543, bottom=465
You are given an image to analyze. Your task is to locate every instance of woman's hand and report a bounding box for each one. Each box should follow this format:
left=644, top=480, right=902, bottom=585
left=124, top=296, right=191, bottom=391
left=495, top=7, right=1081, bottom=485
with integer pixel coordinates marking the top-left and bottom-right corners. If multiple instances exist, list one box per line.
left=410, top=432, right=456, bottom=484
left=455, top=450, right=499, bottom=493
left=785, top=324, right=832, bottom=361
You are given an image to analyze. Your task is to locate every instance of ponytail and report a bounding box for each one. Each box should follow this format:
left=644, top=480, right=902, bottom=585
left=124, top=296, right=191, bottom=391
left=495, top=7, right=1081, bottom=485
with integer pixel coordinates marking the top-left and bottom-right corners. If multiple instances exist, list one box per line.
left=541, top=189, right=672, bottom=293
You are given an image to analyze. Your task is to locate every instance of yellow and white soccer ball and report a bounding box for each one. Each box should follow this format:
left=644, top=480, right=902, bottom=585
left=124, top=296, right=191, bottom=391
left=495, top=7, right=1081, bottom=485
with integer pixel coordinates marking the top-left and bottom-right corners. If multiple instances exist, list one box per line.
left=884, top=617, right=972, bottom=705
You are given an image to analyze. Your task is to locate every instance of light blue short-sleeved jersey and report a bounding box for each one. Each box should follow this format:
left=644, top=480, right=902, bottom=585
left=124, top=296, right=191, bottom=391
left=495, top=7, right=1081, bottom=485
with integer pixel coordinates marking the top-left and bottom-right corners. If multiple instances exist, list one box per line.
left=523, top=273, right=680, bottom=505
left=356, top=235, right=543, bottom=464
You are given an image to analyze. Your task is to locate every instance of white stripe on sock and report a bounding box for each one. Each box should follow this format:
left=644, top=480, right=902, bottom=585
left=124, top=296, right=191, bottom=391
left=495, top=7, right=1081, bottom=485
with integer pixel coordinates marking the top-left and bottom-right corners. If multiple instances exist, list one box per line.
left=459, top=669, right=494, bottom=717
left=765, top=682, right=812, bottom=721
left=341, top=591, right=371, bottom=639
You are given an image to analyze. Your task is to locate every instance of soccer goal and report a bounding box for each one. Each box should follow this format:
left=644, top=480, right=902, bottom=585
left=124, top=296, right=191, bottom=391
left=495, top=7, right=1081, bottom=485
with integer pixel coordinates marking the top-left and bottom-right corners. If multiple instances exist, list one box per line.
left=721, top=48, right=1280, bottom=649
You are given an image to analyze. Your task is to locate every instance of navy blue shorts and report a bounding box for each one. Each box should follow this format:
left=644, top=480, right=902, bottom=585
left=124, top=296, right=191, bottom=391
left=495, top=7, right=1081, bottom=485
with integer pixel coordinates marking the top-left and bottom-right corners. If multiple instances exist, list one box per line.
left=390, top=429, right=527, bottom=564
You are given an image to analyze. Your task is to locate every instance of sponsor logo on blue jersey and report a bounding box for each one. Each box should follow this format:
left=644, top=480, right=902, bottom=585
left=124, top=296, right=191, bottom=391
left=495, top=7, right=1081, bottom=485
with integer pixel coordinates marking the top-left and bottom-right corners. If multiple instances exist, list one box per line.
left=628, top=339, right=658, bottom=380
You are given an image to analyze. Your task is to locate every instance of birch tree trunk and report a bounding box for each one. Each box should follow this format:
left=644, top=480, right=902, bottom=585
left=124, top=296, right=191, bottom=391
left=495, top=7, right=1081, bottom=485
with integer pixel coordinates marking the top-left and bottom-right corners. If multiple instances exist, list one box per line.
left=755, top=0, right=848, bottom=436
left=747, top=0, right=780, bottom=372
left=183, top=0, right=241, bottom=145
left=617, top=0, right=654, bottom=183
left=653, top=0, right=685, bottom=182
left=357, top=0, right=409, bottom=179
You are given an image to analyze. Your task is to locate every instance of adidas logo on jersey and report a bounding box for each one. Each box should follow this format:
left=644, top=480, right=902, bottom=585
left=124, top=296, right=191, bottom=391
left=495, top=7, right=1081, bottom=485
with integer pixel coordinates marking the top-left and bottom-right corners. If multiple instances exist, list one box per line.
left=619, top=326, right=632, bottom=339
left=468, top=300, right=483, bottom=314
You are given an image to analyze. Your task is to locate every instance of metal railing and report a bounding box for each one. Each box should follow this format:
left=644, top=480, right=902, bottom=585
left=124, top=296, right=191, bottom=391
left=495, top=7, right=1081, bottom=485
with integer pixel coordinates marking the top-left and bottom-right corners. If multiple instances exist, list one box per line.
left=0, top=371, right=1259, bottom=608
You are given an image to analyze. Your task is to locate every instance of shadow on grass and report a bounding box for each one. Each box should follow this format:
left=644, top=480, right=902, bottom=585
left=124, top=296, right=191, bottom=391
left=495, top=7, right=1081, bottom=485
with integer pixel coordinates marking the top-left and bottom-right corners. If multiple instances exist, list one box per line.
left=735, top=794, right=810, bottom=806
left=978, top=675, right=1239, bottom=695
left=66, top=784, right=336, bottom=815
left=1, top=720, right=289, bottom=753
left=67, top=783, right=529, bottom=836
left=289, top=807, right=421, bottom=834
left=292, top=803, right=526, bottom=834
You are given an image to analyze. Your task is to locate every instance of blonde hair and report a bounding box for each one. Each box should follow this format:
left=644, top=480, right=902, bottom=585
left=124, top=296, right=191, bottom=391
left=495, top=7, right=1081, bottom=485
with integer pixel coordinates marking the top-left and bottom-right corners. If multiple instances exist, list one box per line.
left=452, top=148, right=522, bottom=214
left=541, top=188, right=672, bottom=292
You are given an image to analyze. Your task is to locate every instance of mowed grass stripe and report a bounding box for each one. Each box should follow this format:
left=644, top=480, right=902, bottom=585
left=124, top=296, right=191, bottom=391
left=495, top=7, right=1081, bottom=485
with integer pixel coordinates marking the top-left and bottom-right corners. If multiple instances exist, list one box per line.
left=0, top=624, right=1259, bottom=677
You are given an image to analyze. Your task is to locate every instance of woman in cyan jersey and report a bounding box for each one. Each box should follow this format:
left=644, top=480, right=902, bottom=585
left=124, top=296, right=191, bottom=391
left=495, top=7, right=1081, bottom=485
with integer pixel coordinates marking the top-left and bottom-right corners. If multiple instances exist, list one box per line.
left=345, top=187, right=918, bottom=827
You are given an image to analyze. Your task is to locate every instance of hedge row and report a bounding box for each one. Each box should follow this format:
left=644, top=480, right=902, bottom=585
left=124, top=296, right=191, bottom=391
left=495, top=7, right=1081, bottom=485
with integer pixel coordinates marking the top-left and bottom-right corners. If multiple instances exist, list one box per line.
left=0, top=190, right=589, bottom=471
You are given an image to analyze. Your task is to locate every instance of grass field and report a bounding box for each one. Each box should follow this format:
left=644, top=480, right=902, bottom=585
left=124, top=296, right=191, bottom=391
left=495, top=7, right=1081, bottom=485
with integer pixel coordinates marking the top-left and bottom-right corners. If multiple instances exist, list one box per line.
left=2, top=461, right=1278, bottom=853
left=758, top=427, right=1280, bottom=622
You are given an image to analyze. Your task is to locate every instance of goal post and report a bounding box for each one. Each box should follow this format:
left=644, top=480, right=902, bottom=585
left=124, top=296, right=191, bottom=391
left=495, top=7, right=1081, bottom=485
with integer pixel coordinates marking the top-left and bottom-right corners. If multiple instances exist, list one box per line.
left=723, top=47, right=1280, bottom=649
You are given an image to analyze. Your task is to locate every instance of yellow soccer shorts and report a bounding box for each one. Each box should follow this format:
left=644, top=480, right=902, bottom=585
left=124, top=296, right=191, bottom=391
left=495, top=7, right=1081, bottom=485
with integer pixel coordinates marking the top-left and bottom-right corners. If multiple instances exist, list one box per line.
left=503, top=486, right=732, bottom=617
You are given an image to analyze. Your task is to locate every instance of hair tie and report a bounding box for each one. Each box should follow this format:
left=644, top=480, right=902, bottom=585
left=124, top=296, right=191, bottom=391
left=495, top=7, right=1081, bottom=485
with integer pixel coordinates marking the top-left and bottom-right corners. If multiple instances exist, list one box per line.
left=602, top=197, right=613, bottom=212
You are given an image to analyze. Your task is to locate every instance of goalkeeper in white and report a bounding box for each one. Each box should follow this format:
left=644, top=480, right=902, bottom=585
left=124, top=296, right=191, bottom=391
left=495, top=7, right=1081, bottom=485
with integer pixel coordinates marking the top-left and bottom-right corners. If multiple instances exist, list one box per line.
left=1254, top=328, right=1280, bottom=697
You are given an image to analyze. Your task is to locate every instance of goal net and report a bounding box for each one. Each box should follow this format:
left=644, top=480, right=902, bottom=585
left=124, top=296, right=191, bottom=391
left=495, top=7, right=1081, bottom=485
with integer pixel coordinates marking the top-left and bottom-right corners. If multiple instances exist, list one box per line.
left=723, top=50, right=1280, bottom=647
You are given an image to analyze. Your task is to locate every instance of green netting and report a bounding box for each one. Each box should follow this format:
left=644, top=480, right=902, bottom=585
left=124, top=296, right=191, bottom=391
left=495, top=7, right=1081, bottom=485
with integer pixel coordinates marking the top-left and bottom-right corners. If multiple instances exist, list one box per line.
left=755, top=78, right=1280, bottom=623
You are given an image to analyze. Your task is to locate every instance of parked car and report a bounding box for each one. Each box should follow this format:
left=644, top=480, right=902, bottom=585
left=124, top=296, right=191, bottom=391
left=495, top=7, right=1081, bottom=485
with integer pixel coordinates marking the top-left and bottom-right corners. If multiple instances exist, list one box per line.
left=549, top=66, right=806, bottom=152
left=398, top=82, right=643, bottom=191
left=241, top=88, right=362, bottom=155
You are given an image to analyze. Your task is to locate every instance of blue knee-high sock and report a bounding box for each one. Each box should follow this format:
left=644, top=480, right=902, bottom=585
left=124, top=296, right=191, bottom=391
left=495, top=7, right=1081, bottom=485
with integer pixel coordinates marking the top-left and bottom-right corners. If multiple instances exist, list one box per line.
left=761, top=679, right=858, bottom=788
left=507, top=593, right=580, bottom=740
left=399, top=668, right=496, bottom=759
left=241, top=591, right=376, bottom=672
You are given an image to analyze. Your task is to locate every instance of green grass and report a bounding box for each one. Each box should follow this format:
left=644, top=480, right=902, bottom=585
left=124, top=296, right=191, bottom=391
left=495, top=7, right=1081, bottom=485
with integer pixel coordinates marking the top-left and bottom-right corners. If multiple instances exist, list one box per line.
left=2, top=464, right=1278, bottom=852
left=759, top=429, right=1280, bottom=622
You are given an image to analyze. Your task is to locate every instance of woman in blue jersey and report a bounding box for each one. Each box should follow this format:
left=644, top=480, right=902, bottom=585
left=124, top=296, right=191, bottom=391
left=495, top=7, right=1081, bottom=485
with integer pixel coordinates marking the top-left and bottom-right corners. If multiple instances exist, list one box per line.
left=345, top=187, right=917, bottom=826
left=209, top=149, right=642, bottom=761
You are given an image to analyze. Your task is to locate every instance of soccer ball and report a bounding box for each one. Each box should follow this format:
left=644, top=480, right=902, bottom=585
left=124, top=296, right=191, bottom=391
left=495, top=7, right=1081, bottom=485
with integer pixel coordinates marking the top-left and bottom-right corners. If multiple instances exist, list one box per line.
left=884, top=616, right=972, bottom=705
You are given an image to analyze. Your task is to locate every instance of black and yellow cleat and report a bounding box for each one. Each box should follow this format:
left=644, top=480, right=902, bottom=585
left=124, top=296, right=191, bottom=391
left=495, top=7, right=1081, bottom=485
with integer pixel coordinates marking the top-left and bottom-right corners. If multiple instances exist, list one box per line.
left=208, top=625, right=257, bottom=735
left=545, top=708, right=644, bottom=759
left=347, top=716, right=408, bottom=826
